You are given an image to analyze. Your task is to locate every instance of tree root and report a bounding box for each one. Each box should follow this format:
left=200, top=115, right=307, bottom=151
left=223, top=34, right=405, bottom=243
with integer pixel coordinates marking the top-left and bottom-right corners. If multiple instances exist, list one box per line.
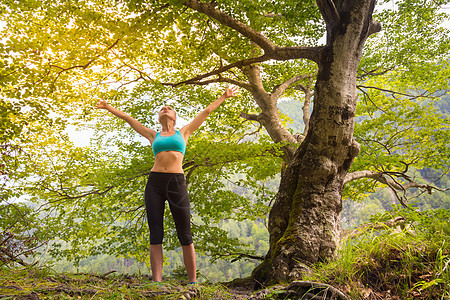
left=284, top=281, right=349, bottom=300
left=248, top=281, right=349, bottom=300
left=177, top=285, right=200, bottom=300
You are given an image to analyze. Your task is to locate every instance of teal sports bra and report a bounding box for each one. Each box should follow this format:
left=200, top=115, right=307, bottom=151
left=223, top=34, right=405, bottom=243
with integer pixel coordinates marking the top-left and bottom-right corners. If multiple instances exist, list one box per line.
left=152, top=130, right=186, bottom=156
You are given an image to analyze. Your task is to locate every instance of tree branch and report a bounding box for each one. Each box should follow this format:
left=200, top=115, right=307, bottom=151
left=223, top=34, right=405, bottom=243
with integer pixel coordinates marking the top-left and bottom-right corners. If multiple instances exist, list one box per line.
left=272, top=46, right=323, bottom=63
left=240, top=112, right=260, bottom=122
left=357, top=85, right=435, bottom=99
left=173, top=46, right=321, bottom=88
left=357, top=67, right=392, bottom=79
left=183, top=0, right=277, bottom=54
left=344, top=169, right=449, bottom=208
left=271, top=74, right=314, bottom=100
left=182, top=0, right=323, bottom=65
left=316, top=0, right=340, bottom=28
left=173, top=54, right=270, bottom=86
left=213, top=252, right=265, bottom=262
left=49, top=39, right=120, bottom=73
left=344, top=170, right=381, bottom=184
left=0, top=247, right=29, bottom=266
left=357, top=86, right=387, bottom=114
left=301, top=78, right=314, bottom=136
left=368, top=19, right=382, bottom=36
left=169, top=75, right=252, bottom=91
left=123, top=63, right=154, bottom=81
left=49, top=39, right=120, bottom=86
left=37, top=182, right=115, bottom=203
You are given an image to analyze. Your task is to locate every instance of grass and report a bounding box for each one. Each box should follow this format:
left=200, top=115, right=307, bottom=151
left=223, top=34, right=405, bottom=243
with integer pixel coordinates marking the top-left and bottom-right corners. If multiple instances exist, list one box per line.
left=303, top=207, right=450, bottom=299
left=0, top=266, right=239, bottom=299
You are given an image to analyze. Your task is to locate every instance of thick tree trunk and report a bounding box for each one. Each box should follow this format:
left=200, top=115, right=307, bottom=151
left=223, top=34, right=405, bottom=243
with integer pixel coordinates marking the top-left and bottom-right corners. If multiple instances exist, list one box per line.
left=252, top=0, right=378, bottom=286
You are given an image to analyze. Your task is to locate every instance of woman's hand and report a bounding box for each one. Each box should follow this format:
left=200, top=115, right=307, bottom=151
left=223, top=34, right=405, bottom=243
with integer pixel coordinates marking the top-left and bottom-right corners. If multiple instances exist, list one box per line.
left=95, top=98, right=109, bottom=109
left=181, top=85, right=238, bottom=138
left=223, top=85, right=238, bottom=98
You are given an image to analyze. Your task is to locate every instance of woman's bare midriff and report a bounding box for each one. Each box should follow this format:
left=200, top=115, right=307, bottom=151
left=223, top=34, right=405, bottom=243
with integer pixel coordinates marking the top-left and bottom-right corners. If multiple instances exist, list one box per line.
left=151, top=151, right=184, bottom=173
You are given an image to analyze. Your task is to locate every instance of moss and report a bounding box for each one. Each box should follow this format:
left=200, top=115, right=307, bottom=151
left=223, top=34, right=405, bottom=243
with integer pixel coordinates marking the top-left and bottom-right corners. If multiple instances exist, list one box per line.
left=251, top=260, right=273, bottom=288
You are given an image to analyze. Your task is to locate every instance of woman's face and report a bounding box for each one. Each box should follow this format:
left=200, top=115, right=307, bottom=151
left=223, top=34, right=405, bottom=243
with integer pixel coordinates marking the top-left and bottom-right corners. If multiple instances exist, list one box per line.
left=158, top=105, right=176, bottom=124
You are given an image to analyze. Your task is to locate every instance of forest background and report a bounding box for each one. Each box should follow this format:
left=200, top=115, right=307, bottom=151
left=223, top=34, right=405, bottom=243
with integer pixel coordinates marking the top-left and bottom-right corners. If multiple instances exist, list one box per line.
left=1, top=0, right=450, bottom=297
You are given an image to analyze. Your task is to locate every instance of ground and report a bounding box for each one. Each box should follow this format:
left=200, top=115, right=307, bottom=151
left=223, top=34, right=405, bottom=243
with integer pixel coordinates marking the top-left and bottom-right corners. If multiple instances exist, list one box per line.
left=0, top=268, right=354, bottom=299
left=0, top=268, right=257, bottom=300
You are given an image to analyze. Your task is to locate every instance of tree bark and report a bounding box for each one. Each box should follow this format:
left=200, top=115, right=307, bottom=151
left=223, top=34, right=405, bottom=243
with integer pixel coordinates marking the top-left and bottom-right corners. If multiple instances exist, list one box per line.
left=252, top=0, right=379, bottom=286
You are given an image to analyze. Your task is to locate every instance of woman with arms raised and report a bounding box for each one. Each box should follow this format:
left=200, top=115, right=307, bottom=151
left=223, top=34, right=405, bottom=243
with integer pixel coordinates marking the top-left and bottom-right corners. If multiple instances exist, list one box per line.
left=96, top=86, right=237, bottom=284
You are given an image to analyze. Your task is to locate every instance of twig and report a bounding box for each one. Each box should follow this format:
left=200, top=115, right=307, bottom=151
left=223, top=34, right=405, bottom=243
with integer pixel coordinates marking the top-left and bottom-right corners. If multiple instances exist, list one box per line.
left=102, top=270, right=117, bottom=277
left=357, top=85, right=434, bottom=99
left=214, top=252, right=264, bottom=262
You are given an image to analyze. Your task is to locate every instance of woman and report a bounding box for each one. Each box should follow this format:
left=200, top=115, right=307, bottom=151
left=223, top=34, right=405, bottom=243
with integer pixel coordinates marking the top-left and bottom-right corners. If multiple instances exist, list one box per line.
left=96, top=86, right=238, bottom=284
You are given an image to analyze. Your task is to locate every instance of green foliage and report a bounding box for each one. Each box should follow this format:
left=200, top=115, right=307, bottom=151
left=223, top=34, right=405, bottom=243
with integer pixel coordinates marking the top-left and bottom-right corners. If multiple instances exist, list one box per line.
left=364, top=0, right=450, bottom=90
left=305, top=207, right=450, bottom=299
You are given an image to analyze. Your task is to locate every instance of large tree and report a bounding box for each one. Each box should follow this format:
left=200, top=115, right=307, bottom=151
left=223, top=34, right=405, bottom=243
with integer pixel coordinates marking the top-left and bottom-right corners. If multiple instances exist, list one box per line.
left=1, top=0, right=449, bottom=284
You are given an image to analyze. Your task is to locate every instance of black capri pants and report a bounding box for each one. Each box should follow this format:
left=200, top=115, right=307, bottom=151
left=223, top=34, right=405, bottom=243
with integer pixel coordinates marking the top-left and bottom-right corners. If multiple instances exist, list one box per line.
left=144, top=172, right=193, bottom=246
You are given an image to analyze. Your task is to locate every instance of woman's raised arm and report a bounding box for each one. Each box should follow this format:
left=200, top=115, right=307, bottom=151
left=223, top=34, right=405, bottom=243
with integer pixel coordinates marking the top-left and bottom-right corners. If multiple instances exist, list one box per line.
left=181, top=86, right=238, bottom=138
left=96, top=98, right=157, bottom=142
